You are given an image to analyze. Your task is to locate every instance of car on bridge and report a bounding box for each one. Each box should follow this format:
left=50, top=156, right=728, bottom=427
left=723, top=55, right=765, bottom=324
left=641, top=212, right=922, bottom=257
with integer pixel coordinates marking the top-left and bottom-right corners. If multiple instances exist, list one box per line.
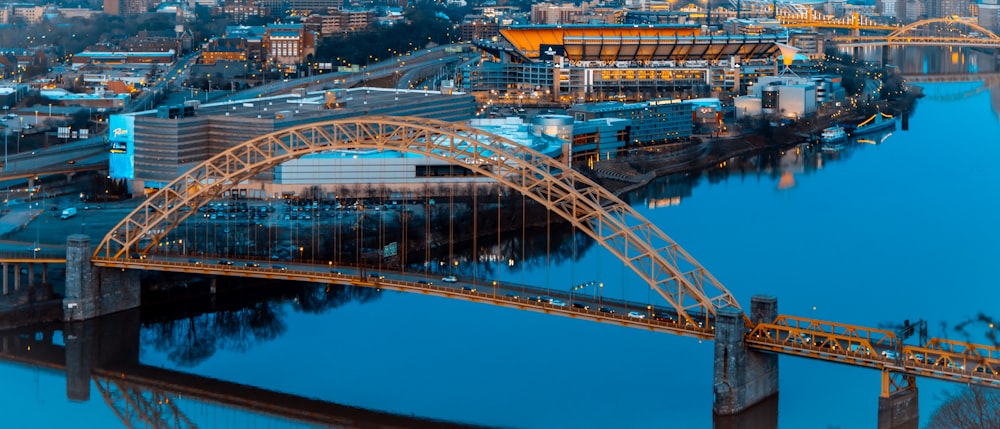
left=368, top=273, right=385, bottom=280
left=627, top=311, right=646, bottom=319
left=272, top=265, right=287, bottom=271
left=417, top=280, right=433, bottom=285
left=550, top=299, right=566, bottom=307
left=598, top=306, right=615, bottom=314
left=462, top=286, right=476, bottom=292
left=187, top=259, right=202, bottom=265
left=442, top=275, right=458, bottom=282
left=218, top=259, right=234, bottom=265
left=245, top=262, right=260, bottom=268
left=573, top=303, right=590, bottom=310
left=653, top=313, right=673, bottom=323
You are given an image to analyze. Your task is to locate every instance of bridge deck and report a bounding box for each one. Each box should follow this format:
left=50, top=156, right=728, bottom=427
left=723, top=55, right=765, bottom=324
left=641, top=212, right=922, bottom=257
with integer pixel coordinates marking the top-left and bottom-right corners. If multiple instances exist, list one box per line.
left=90, top=257, right=1000, bottom=388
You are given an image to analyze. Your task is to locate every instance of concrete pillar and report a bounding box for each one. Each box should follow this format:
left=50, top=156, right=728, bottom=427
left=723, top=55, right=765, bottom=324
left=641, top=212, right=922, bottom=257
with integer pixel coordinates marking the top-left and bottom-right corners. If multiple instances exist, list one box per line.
left=65, top=235, right=140, bottom=320
left=64, top=235, right=98, bottom=321
left=27, top=263, right=33, bottom=287
left=713, top=296, right=779, bottom=415
left=13, top=263, right=19, bottom=291
left=714, top=393, right=778, bottom=429
left=2, top=262, right=6, bottom=294
left=41, top=262, right=47, bottom=283
left=97, top=267, right=141, bottom=315
left=878, top=371, right=919, bottom=429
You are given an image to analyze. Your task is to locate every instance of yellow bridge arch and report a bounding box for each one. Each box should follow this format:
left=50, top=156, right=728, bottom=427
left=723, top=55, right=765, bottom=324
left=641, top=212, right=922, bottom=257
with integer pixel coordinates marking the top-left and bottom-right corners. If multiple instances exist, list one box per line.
left=93, top=116, right=741, bottom=325
left=888, top=17, right=1000, bottom=43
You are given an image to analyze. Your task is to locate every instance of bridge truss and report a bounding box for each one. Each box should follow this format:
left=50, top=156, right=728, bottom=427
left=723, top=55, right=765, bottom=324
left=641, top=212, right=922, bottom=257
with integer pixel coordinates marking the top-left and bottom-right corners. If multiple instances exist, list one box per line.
left=92, top=116, right=740, bottom=326
left=834, top=16, right=1000, bottom=47
left=775, top=11, right=898, bottom=33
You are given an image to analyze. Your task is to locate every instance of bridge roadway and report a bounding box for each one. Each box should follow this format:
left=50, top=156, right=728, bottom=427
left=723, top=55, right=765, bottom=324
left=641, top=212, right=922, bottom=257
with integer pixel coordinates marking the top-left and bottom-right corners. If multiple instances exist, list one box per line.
left=834, top=36, right=1000, bottom=48
left=90, top=256, right=1000, bottom=389
left=903, top=71, right=1000, bottom=83
left=0, top=321, right=491, bottom=429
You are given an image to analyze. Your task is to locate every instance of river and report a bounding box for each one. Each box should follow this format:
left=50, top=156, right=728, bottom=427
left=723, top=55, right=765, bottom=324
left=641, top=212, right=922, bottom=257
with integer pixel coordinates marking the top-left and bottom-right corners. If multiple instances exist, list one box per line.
left=2, top=50, right=999, bottom=428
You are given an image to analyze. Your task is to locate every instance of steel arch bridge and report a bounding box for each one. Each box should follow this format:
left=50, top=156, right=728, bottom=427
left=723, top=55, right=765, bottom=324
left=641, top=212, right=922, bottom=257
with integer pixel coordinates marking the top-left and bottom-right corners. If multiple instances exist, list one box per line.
left=833, top=17, right=1000, bottom=47
left=92, top=116, right=740, bottom=326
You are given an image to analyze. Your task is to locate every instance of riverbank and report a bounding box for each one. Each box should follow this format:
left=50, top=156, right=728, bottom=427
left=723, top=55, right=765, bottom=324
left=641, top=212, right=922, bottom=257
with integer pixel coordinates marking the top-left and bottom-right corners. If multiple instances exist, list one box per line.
left=596, top=91, right=921, bottom=196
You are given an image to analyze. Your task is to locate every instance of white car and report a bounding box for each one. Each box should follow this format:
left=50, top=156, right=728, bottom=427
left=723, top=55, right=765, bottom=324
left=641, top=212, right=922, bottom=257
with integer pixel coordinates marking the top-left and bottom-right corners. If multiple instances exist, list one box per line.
left=550, top=299, right=567, bottom=307
left=442, top=276, right=458, bottom=283
left=627, top=311, right=646, bottom=319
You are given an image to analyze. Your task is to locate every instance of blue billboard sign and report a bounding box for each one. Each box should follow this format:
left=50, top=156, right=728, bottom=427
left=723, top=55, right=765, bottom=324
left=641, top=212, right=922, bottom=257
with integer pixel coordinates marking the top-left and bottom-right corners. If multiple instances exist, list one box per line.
left=108, top=114, right=134, bottom=180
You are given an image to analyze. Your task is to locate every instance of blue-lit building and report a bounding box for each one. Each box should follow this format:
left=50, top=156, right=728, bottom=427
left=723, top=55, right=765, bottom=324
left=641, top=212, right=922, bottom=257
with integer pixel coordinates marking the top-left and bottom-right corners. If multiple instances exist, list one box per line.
left=108, top=87, right=477, bottom=196
left=568, top=98, right=694, bottom=146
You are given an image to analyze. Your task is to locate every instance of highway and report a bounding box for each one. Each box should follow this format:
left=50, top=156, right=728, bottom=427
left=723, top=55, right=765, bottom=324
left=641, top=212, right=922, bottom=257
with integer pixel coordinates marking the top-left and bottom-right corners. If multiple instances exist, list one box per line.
left=214, top=45, right=467, bottom=102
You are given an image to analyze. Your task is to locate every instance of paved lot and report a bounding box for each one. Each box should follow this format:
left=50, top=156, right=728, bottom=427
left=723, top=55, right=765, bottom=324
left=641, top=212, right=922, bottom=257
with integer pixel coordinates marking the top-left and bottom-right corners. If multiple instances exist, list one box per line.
left=5, top=200, right=143, bottom=247
left=0, top=206, right=42, bottom=239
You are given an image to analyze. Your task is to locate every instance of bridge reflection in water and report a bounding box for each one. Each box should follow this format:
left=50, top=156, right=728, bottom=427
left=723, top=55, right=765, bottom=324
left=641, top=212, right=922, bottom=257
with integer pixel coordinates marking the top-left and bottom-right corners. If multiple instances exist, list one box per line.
left=0, top=309, right=497, bottom=429
left=2, top=285, right=789, bottom=429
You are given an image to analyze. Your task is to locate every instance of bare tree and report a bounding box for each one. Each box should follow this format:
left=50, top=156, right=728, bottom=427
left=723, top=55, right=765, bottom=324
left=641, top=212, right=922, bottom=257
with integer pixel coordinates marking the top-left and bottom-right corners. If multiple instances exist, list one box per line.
left=926, top=387, right=1000, bottom=429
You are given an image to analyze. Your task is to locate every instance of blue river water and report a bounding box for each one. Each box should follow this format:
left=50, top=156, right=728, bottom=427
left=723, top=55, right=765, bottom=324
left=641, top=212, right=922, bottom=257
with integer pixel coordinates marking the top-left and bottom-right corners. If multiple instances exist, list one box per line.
left=2, top=81, right=1000, bottom=427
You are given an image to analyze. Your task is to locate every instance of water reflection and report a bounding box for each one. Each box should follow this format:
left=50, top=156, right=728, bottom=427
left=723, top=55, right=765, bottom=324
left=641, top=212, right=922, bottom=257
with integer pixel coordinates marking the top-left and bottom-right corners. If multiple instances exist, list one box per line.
left=0, top=313, right=496, bottom=429
left=845, top=46, right=998, bottom=75
left=621, top=131, right=896, bottom=208
left=142, top=281, right=382, bottom=367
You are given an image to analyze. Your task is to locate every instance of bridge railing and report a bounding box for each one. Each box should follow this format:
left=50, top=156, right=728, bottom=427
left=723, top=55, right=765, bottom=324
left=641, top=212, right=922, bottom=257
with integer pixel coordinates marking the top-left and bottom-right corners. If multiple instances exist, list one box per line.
left=92, top=256, right=716, bottom=336
left=747, top=315, right=897, bottom=366
left=0, top=251, right=66, bottom=262
left=747, top=315, right=1000, bottom=387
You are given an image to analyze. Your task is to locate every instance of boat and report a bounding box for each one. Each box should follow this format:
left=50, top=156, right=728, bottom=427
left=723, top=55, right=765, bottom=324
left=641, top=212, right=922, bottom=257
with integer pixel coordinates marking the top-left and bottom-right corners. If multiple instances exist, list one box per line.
left=820, top=125, right=847, bottom=152
left=820, top=125, right=847, bottom=142
left=852, top=112, right=896, bottom=136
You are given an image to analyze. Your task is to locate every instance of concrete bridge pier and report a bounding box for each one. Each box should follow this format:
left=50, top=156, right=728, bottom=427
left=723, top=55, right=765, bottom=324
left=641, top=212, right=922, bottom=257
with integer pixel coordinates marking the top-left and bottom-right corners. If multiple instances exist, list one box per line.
left=713, top=295, right=779, bottom=415
left=63, top=234, right=141, bottom=321
left=877, top=370, right=919, bottom=429
left=2, top=262, right=7, bottom=294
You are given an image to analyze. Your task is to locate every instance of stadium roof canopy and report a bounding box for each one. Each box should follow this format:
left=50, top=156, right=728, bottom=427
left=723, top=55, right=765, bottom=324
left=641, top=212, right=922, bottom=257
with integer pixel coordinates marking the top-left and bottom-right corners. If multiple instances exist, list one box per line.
left=563, top=34, right=785, bottom=62
left=500, top=25, right=701, bottom=59
left=496, top=25, right=783, bottom=63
